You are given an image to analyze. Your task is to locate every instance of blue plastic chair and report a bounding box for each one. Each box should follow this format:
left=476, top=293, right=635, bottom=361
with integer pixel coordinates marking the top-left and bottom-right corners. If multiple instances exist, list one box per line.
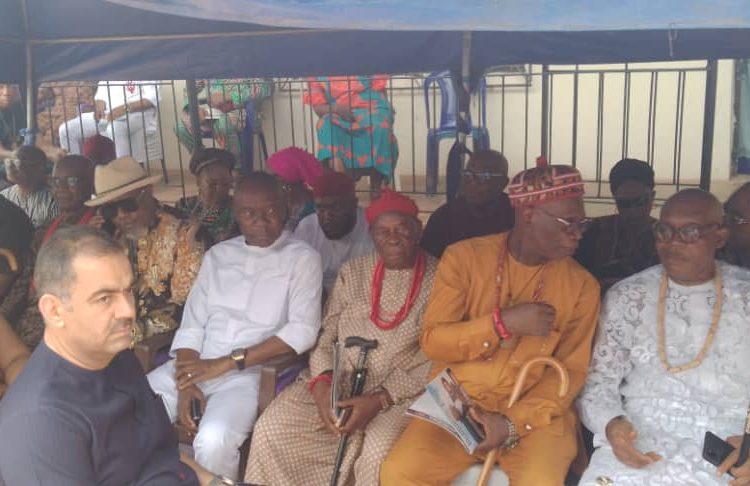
left=241, top=100, right=269, bottom=175
left=424, top=71, right=490, bottom=195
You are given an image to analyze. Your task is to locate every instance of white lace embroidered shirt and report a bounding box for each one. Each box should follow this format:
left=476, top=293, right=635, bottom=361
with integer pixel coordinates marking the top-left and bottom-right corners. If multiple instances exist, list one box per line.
left=577, top=262, right=750, bottom=485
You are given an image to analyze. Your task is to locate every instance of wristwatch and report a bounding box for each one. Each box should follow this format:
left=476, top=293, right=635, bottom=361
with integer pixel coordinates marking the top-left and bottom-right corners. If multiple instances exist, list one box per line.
left=230, top=348, right=246, bottom=371
left=208, top=475, right=236, bottom=486
left=501, top=416, right=520, bottom=449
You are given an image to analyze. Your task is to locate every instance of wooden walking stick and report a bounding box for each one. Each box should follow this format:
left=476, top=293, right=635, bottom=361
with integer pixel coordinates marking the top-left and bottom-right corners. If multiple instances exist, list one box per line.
left=476, top=356, right=570, bottom=486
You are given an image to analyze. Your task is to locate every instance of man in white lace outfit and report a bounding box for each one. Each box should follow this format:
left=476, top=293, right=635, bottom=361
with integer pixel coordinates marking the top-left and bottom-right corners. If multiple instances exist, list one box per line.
left=578, top=189, right=750, bottom=486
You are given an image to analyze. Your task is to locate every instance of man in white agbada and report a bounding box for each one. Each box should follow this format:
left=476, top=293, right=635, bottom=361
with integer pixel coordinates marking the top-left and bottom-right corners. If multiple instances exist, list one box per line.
left=147, top=173, right=323, bottom=481
left=58, top=80, right=162, bottom=164
left=578, top=189, right=750, bottom=486
left=293, top=171, right=374, bottom=295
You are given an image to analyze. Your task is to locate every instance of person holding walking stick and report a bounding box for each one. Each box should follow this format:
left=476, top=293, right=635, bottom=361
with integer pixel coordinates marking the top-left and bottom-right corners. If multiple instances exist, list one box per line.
left=382, top=161, right=601, bottom=486
left=246, top=189, right=438, bottom=486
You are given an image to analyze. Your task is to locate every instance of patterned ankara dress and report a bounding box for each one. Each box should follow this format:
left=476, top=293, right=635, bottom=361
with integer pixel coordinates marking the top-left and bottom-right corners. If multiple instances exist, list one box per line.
left=304, top=76, right=399, bottom=180
left=245, top=252, right=437, bottom=486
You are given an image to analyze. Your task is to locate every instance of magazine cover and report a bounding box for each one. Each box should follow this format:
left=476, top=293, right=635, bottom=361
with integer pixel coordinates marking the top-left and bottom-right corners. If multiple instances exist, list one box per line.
left=406, top=368, right=485, bottom=453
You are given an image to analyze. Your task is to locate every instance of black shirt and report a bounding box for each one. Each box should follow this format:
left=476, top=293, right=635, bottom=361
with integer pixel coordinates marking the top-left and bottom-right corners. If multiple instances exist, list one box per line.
left=0, top=342, right=199, bottom=486
left=420, top=194, right=515, bottom=259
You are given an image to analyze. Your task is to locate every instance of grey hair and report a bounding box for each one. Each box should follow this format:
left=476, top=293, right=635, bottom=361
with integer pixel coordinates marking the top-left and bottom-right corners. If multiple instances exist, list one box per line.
left=34, top=226, right=125, bottom=299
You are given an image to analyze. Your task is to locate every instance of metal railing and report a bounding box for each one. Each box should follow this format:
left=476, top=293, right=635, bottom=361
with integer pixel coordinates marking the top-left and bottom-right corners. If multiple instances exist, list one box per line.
left=29, top=61, right=716, bottom=206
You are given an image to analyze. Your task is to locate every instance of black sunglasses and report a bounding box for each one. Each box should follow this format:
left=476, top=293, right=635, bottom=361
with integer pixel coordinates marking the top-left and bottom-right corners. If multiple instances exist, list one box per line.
left=615, top=194, right=651, bottom=209
left=461, top=169, right=506, bottom=183
left=100, top=190, right=145, bottom=220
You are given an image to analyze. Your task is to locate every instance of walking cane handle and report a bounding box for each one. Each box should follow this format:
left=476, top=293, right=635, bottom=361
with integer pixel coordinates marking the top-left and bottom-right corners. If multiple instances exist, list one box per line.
left=476, top=357, right=570, bottom=486
left=508, top=356, right=569, bottom=408
left=0, top=249, right=18, bottom=273
left=344, top=336, right=378, bottom=350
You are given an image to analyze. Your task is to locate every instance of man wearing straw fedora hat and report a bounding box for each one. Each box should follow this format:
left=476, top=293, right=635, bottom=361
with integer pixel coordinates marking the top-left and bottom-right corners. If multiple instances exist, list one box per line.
left=85, top=155, right=205, bottom=342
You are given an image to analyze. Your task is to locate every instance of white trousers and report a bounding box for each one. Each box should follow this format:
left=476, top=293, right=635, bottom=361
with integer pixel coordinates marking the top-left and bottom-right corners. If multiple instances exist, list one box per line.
left=58, top=109, right=162, bottom=163
left=147, top=359, right=260, bottom=480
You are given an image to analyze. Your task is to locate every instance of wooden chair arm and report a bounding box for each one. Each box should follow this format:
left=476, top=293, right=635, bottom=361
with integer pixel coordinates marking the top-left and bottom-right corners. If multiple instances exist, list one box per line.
left=133, top=330, right=176, bottom=373
left=258, top=352, right=308, bottom=415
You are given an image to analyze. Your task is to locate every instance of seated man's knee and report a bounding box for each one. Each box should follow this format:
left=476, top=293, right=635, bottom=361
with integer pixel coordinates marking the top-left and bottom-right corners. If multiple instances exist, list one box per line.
left=380, top=451, right=419, bottom=484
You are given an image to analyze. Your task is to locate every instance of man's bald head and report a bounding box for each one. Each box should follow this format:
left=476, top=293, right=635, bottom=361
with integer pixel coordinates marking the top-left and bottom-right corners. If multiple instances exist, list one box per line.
left=234, top=172, right=283, bottom=201
left=661, top=188, right=723, bottom=225
left=466, top=150, right=508, bottom=175
left=233, top=172, right=287, bottom=247
left=462, top=150, right=510, bottom=206
left=657, top=188, right=727, bottom=286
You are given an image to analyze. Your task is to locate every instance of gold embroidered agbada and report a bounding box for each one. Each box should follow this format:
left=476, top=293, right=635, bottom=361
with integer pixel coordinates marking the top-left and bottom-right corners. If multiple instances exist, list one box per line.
left=245, top=253, right=437, bottom=486
left=382, top=233, right=600, bottom=486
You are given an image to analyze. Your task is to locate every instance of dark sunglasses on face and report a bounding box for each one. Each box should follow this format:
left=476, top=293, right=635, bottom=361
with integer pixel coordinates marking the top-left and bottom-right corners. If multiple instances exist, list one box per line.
left=653, top=221, right=720, bottom=244
left=461, top=169, right=506, bottom=183
left=615, top=194, right=651, bottom=209
left=100, top=190, right=145, bottom=220
left=49, top=176, right=81, bottom=189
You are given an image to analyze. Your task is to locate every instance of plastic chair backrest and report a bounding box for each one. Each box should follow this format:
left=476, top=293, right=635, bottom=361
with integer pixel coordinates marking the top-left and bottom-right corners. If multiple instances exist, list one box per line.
left=424, top=71, right=459, bottom=131
left=424, top=71, right=487, bottom=132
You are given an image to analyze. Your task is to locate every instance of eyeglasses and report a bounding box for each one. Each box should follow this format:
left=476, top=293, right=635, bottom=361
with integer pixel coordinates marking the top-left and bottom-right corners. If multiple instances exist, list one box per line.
left=653, top=221, right=721, bottom=244
left=100, top=189, right=146, bottom=220
left=49, top=176, right=81, bottom=189
left=724, top=209, right=748, bottom=228
left=461, top=169, right=506, bottom=183
left=615, top=194, right=651, bottom=209
left=535, top=206, right=592, bottom=234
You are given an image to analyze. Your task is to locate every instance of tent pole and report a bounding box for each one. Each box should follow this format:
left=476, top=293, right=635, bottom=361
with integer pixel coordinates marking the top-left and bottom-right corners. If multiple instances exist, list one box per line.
left=186, top=79, right=202, bottom=152
left=459, top=31, right=471, bottom=158
left=21, top=0, right=36, bottom=146
left=699, top=59, right=718, bottom=190
left=23, top=42, right=36, bottom=146
left=541, top=64, right=550, bottom=159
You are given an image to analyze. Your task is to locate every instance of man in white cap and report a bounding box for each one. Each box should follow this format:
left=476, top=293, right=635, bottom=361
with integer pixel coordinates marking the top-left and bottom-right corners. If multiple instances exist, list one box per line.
left=85, top=155, right=205, bottom=342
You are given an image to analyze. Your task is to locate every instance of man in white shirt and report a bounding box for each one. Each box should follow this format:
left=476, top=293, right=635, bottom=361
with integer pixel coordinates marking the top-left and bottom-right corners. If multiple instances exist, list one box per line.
left=58, top=81, right=162, bottom=164
left=577, top=189, right=750, bottom=486
left=293, top=171, right=374, bottom=295
left=147, top=173, right=323, bottom=480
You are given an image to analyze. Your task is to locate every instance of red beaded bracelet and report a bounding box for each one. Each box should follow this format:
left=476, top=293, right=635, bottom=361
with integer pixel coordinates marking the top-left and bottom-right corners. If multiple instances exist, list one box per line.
left=308, top=373, right=332, bottom=394
left=492, top=307, right=513, bottom=341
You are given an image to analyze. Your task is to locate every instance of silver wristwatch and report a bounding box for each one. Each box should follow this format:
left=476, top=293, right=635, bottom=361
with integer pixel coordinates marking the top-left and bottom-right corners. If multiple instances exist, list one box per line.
left=501, top=416, right=520, bottom=449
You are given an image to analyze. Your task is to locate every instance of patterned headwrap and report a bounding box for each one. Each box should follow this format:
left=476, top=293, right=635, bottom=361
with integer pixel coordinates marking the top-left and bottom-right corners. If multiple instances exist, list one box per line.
left=365, top=189, right=419, bottom=225
left=507, top=156, right=585, bottom=208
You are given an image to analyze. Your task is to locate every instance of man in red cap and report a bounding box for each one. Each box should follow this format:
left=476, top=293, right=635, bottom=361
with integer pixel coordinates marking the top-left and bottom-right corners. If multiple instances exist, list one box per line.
left=294, top=171, right=374, bottom=296
left=82, top=134, right=117, bottom=166
left=382, top=163, right=601, bottom=485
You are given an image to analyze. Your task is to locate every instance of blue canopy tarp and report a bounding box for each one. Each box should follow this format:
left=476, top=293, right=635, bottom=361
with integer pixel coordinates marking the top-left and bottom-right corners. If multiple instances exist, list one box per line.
left=2, top=0, right=750, bottom=83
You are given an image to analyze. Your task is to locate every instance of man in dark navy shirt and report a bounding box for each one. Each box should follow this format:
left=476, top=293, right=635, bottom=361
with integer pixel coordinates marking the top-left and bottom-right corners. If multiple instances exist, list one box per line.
left=0, top=226, right=233, bottom=485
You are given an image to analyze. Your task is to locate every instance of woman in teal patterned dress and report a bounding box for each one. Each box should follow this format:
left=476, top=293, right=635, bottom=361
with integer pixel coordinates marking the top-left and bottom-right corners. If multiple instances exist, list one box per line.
left=304, top=75, right=398, bottom=194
